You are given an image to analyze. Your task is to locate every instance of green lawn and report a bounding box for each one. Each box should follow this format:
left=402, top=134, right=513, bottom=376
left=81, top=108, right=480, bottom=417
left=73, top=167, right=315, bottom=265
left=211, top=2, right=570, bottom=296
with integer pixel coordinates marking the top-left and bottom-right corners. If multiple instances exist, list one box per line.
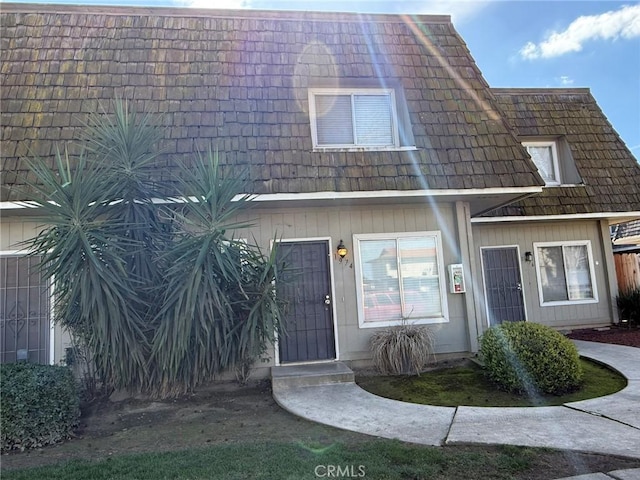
left=1, top=440, right=559, bottom=480
left=357, top=358, right=627, bottom=407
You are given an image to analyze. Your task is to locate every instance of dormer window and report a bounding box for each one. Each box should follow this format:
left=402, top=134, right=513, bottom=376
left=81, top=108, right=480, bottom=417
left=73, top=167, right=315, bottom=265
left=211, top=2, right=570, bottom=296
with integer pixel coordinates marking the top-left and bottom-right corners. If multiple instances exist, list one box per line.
left=309, top=88, right=403, bottom=150
left=523, top=141, right=560, bottom=186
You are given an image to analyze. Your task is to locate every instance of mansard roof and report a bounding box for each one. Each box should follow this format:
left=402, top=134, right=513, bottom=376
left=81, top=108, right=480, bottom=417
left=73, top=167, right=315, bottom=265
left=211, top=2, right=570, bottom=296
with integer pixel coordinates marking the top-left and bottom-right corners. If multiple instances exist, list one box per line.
left=488, top=88, right=640, bottom=217
left=1, top=3, right=542, bottom=204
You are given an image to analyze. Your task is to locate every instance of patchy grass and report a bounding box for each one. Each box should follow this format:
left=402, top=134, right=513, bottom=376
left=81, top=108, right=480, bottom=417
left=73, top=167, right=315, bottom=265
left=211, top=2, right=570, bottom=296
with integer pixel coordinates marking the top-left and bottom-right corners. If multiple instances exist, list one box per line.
left=3, top=379, right=639, bottom=480
left=357, top=358, right=626, bottom=407
left=0, top=440, right=621, bottom=480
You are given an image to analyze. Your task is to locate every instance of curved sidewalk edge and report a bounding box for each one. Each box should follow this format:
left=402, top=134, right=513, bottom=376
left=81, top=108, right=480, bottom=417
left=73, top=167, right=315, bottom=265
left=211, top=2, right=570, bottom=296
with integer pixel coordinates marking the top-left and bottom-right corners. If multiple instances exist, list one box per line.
left=273, top=382, right=455, bottom=446
left=272, top=341, right=640, bottom=460
left=553, top=468, right=640, bottom=480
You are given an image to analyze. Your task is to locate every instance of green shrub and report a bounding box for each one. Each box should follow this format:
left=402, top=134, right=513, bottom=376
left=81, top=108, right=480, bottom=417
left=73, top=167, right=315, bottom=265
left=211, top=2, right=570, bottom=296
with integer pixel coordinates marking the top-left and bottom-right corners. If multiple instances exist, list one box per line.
left=479, top=322, right=583, bottom=395
left=1, top=363, right=80, bottom=451
left=617, top=287, right=640, bottom=324
left=370, top=323, right=435, bottom=375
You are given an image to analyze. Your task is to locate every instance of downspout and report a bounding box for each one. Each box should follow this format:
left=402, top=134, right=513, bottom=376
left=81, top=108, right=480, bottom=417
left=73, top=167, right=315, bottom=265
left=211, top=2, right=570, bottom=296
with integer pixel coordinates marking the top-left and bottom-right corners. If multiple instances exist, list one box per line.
left=455, top=201, right=481, bottom=352
left=598, top=219, right=620, bottom=324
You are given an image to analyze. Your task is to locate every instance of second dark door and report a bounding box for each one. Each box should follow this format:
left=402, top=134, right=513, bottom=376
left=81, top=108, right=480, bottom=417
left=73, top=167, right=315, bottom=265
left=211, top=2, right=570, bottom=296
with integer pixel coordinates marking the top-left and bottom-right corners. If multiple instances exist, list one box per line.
left=482, top=247, right=526, bottom=326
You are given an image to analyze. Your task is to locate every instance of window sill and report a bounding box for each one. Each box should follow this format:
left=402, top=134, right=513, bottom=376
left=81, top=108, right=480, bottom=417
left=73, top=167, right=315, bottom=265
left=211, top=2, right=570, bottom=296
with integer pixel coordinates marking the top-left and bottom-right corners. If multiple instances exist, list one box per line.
left=312, top=146, right=417, bottom=153
left=542, top=183, right=583, bottom=188
left=359, top=317, right=448, bottom=329
left=540, top=298, right=598, bottom=307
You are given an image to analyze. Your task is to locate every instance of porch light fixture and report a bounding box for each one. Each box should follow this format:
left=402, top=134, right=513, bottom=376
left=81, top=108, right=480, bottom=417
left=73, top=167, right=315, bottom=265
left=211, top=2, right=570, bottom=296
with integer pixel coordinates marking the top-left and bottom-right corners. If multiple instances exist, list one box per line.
left=337, top=239, right=348, bottom=259
left=524, top=251, right=533, bottom=263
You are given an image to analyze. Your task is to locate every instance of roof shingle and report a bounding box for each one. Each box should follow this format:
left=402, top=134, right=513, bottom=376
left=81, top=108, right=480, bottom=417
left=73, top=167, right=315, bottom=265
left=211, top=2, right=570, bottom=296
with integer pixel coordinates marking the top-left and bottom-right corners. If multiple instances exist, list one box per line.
left=1, top=4, right=541, bottom=202
left=489, top=88, right=640, bottom=216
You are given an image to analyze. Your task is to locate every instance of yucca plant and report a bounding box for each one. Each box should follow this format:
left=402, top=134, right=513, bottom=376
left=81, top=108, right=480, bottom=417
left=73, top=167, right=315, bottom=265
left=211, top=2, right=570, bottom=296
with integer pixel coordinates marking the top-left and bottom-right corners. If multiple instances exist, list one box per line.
left=370, top=322, right=435, bottom=375
left=150, top=149, right=285, bottom=397
left=22, top=149, right=150, bottom=391
left=22, top=99, right=287, bottom=397
left=80, top=99, right=169, bottom=326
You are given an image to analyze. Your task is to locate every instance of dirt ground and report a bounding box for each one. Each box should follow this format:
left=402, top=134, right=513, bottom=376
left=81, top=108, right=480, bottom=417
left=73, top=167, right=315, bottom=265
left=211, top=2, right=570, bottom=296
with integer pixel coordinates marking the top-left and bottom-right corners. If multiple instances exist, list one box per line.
left=2, top=327, right=639, bottom=477
left=566, top=324, right=640, bottom=347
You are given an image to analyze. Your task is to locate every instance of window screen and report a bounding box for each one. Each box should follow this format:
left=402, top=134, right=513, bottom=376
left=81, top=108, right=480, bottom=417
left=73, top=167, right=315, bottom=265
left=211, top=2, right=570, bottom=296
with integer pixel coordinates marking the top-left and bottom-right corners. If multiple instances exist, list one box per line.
left=311, top=89, right=397, bottom=148
left=315, top=95, right=354, bottom=145
left=353, top=95, right=393, bottom=145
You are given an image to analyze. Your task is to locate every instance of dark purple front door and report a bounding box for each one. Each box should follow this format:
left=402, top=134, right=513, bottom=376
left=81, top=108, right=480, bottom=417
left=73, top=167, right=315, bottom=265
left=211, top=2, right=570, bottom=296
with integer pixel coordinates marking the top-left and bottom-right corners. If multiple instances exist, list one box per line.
left=277, top=241, right=335, bottom=363
left=482, top=247, right=526, bottom=326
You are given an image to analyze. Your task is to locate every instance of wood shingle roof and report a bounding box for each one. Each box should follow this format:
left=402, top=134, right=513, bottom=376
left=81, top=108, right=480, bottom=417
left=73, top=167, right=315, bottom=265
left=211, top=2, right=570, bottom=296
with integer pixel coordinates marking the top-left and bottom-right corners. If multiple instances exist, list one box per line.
left=488, top=89, right=640, bottom=217
left=1, top=4, right=542, bottom=203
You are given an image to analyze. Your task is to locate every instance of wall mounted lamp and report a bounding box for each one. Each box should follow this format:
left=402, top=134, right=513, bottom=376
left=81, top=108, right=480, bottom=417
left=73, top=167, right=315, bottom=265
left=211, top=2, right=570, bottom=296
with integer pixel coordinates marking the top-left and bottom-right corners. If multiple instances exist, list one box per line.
left=524, top=251, right=533, bottom=263
left=337, top=239, right=348, bottom=259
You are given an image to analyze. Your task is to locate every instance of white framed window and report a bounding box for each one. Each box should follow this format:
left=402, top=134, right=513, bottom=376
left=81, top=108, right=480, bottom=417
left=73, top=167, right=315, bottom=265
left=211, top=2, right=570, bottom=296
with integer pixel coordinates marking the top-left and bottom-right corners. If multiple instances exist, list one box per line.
left=0, top=253, right=52, bottom=364
left=353, top=232, right=449, bottom=328
left=308, top=88, right=400, bottom=150
left=534, top=241, right=598, bottom=306
left=524, top=141, right=560, bottom=185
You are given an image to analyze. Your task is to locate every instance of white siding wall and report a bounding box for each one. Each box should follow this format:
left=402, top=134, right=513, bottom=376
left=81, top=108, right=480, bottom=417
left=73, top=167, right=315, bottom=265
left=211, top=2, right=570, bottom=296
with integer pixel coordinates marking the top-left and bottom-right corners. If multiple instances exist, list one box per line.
left=473, top=220, right=613, bottom=331
left=239, top=202, right=470, bottom=364
left=2, top=202, right=472, bottom=369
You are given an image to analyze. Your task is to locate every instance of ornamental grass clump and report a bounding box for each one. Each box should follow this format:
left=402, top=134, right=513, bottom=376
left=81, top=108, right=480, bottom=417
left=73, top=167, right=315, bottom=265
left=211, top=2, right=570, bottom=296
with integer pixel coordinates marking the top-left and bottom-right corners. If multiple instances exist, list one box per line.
left=480, top=322, right=583, bottom=395
left=370, top=323, right=435, bottom=375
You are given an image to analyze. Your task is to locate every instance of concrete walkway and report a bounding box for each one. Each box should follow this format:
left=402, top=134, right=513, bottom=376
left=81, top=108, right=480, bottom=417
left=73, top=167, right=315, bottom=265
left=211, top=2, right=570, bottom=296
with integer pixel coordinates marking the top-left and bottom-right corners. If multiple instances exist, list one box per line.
left=272, top=341, right=640, bottom=478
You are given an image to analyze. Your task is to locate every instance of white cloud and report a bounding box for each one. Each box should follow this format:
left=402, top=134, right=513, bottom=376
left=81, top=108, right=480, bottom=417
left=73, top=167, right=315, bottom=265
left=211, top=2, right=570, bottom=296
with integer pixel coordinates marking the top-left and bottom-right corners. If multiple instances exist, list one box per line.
left=520, top=4, right=640, bottom=60
left=558, top=76, right=574, bottom=86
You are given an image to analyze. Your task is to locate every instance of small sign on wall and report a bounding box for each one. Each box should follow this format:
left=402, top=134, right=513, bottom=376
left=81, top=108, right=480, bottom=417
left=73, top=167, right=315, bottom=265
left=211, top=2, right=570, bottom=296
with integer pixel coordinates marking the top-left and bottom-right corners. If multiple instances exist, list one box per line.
left=448, top=263, right=466, bottom=293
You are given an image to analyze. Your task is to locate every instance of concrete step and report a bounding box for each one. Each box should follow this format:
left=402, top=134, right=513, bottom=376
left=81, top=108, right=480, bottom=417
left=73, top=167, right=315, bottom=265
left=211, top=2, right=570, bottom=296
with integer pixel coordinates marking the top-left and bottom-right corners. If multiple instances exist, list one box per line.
left=271, top=362, right=354, bottom=391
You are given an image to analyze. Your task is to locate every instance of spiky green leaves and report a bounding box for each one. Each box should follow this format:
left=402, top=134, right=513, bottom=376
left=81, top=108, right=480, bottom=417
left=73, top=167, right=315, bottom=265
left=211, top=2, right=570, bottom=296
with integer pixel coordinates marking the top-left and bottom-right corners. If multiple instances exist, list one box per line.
left=21, top=99, right=285, bottom=397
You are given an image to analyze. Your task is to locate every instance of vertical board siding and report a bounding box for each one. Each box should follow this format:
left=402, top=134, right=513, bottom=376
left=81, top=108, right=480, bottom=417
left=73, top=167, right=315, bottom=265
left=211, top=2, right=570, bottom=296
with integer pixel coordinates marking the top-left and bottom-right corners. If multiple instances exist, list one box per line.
left=473, top=220, right=612, bottom=330
left=241, top=203, right=467, bottom=361
left=5, top=205, right=467, bottom=365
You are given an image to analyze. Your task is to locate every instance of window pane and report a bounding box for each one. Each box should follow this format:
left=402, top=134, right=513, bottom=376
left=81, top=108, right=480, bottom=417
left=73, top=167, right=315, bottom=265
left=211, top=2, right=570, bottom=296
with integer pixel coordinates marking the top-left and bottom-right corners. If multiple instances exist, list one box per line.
left=354, top=94, right=393, bottom=145
left=315, top=95, right=354, bottom=145
left=360, top=240, right=401, bottom=323
left=564, top=245, right=593, bottom=300
left=398, top=237, right=442, bottom=318
left=527, top=146, right=557, bottom=183
left=537, top=246, right=568, bottom=302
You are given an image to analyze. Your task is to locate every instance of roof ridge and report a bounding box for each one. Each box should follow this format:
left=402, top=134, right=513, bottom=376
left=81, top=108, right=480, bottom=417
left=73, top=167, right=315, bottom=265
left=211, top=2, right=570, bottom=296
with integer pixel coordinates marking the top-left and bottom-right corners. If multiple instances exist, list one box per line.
left=492, top=87, right=591, bottom=95
left=0, top=2, right=452, bottom=24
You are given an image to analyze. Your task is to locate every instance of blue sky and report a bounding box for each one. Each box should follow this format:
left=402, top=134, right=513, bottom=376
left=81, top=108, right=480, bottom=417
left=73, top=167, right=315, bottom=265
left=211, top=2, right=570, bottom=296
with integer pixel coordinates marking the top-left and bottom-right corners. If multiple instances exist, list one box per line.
left=4, top=0, right=639, bottom=158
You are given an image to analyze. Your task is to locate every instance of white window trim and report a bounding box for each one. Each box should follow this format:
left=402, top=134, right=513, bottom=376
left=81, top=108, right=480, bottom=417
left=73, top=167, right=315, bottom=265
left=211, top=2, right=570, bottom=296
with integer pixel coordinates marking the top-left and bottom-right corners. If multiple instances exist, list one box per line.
left=0, top=250, right=55, bottom=365
left=308, top=88, right=401, bottom=151
left=523, top=141, right=561, bottom=186
left=353, top=231, right=449, bottom=328
left=533, top=241, right=599, bottom=307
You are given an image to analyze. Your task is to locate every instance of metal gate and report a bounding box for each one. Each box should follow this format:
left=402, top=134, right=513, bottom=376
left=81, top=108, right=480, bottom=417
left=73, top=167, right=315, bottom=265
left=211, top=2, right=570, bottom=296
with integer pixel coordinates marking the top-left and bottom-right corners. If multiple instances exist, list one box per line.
left=276, top=241, right=336, bottom=363
left=481, top=247, right=526, bottom=326
left=0, top=255, right=50, bottom=363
